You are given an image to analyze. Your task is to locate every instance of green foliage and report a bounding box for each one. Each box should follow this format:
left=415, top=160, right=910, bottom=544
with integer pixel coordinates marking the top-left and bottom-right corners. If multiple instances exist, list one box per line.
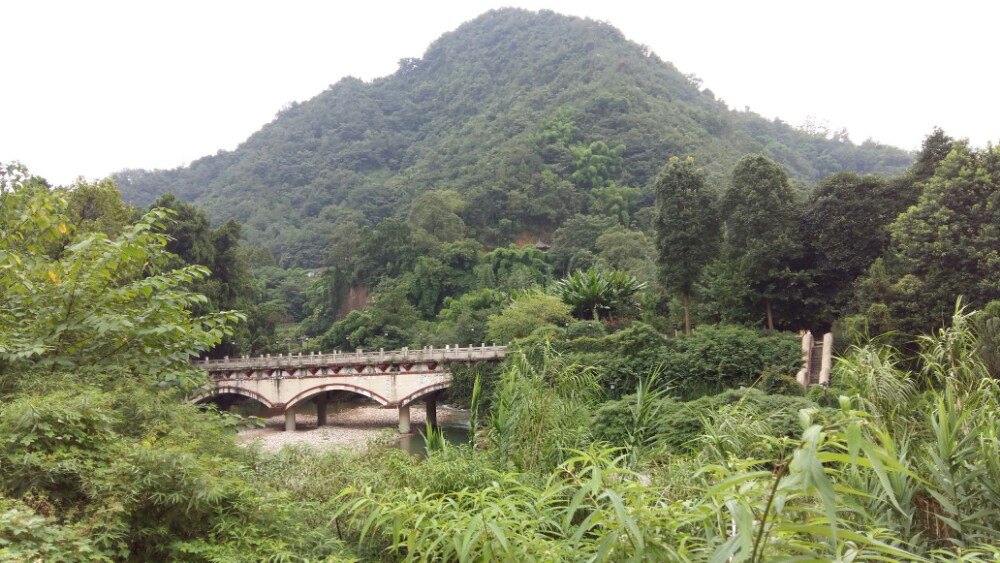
left=799, top=171, right=920, bottom=324
left=660, top=324, right=802, bottom=397
left=151, top=193, right=266, bottom=356
left=975, top=301, right=1000, bottom=378
left=0, top=498, right=102, bottom=562
left=475, top=244, right=552, bottom=291
left=759, top=366, right=805, bottom=396
left=406, top=238, right=480, bottom=317
left=565, top=320, right=607, bottom=339
left=587, top=182, right=640, bottom=223
left=433, top=288, right=503, bottom=346
left=550, top=214, right=617, bottom=276
left=551, top=267, right=647, bottom=320
left=593, top=224, right=657, bottom=285
left=594, top=387, right=823, bottom=454
left=653, top=156, right=721, bottom=331
left=885, top=144, right=1000, bottom=332
left=570, top=140, right=626, bottom=189
left=61, top=177, right=133, bottom=238
left=722, top=154, right=803, bottom=328
left=0, top=170, right=242, bottom=391
left=317, top=280, right=423, bottom=351
left=486, top=293, right=572, bottom=344
left=488, top=346, right=601, bottom=471
left=407, top=189, right=467, bottom=250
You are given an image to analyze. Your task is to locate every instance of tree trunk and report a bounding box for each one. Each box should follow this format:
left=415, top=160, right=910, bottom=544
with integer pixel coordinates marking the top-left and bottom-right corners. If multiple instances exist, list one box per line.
left=765, top=298, right=774, bottom=331
left=593, top=304, right=600, bottom=321
left=683, top=292, right=692, bottom=334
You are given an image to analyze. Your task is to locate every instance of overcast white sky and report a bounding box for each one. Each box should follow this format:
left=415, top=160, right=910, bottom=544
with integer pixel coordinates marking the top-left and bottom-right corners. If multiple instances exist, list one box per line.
left=2, top=0, right=996, bottom=185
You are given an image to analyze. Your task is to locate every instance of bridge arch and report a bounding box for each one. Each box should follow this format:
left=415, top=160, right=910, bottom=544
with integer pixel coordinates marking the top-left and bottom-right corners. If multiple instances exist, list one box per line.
left=399, top=382, right=451, bottom=407
left=190, top=386, right=276, bottom=409
left=285, top=383, right=392, bottom=409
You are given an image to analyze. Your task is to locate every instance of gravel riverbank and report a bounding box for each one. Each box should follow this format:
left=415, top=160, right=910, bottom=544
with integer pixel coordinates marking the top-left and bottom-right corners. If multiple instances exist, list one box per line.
left=238, top=403, right=459, bottom=452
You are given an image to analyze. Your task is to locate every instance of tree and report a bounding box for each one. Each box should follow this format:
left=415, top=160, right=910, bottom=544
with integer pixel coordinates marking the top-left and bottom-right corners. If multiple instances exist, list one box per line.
left=474, top=245, right=552, bottom=291
left=722, top=155, right=800, bottom=329
left=550, top=214, right=616, bottom=276
left=358, top=218, right=416, bottom=283
left=595, top=225, right=657, bottom=284
left=151, top=194, right=264, bottom=356
left=588, top=182, right=641, bottom=224
left=799, top=172, right=920, bottom=324
left=569, top=141, right=626, bottom=189
left=653, top=157, right=720, bottom=333
left=885, top=143, right=1000, bottom=331
left=0, top=163, right=241, bottom=391
left=407, top=239, right=480, bottom=317
left=61, top=177, right=133, bottom=237
left=407, top=189, right=467, bottom=250
left=911, top=127, right=955, bottom=183
left=551, top=268, right=647, bottom=321
left=434, top=289, right=504, bottom=345
left=486, top=294, right=572, bottom=344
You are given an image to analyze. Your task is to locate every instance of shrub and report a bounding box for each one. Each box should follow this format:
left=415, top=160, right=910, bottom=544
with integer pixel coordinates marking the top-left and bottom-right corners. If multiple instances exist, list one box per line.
left=593, top=388, right=827, bottom=454
left=660, top=325, right=800, bottom=398
left=566, top=320, right=607, bottom=339
left=591, top=323, right=668, bottom=397
left=449, top=361, right=503, bottom=410
left=486, top=294, right=572, bottom=344
left=759, top=367, right=805, bottom=396
left=0, top=499, right=102, bottom=561
left=805, top=384, right=840, bottom=407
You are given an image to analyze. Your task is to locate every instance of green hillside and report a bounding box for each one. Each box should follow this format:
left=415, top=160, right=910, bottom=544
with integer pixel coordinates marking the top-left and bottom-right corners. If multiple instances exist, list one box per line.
left=115, top=9, right=912, bottom=266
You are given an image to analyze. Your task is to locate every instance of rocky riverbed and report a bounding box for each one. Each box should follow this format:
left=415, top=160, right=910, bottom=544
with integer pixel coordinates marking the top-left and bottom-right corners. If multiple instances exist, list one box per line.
left=237, top=403, right=463, bottom=452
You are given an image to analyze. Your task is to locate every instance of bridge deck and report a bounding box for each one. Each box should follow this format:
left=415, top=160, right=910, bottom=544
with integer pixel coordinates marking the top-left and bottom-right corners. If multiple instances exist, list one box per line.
left=200, top=345, right=507, bottom=373
left=194, top=345, right=507, bottom=433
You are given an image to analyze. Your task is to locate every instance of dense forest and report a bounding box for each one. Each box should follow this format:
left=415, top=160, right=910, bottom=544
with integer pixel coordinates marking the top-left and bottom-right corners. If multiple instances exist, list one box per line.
left=3, top=7, right=999, bottom=562
left=114, top=9, right=912, bottom=267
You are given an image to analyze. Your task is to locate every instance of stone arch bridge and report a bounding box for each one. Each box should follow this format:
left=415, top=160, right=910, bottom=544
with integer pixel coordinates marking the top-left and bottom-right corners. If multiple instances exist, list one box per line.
left=191, top=345, right=506, bottom=433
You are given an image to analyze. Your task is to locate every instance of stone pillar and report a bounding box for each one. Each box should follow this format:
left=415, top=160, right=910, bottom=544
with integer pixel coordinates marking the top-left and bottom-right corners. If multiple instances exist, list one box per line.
left=796, top=331, right=813, bottom=387
left=398, top=405, right=411, bottom=434
left=819, top=333, right=834, bottom=386
left=425, top=396, right=437, bottom=428
left=315, top=394, right=328, bottom=427
left=284, top=407, right=296, bottom=432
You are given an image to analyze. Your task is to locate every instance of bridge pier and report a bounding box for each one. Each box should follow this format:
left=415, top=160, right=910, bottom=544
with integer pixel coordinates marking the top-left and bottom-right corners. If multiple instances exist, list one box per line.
left=315, top=394, right=328, bottom=427
left=425, top=397, right=437, bottom=428
left=285, top=407, right=296, bottom=431
left=398, top=405, right=411, bottom=434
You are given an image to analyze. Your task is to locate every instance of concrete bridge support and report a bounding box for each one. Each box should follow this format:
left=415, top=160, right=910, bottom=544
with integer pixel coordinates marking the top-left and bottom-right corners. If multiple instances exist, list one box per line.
left=285, top=407, right=297, bottom=432
left=315, top=394, right=328, bottom=427
left=425, top=397, right=437, bottom=428
left=398, top=405, right=411, bottom=434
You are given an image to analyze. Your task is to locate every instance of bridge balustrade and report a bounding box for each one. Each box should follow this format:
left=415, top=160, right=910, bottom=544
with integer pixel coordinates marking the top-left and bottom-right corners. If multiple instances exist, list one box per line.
left=200, top=344, right=506, bottom=372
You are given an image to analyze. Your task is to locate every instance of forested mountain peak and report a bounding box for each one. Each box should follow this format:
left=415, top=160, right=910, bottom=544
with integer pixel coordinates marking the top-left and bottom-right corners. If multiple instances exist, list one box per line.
left=115, top=8, right=912, bottom=266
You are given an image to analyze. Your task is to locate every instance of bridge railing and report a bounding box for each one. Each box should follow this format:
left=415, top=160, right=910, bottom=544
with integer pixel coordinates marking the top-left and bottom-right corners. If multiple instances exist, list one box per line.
left=198, top=344, right=507, bottom=371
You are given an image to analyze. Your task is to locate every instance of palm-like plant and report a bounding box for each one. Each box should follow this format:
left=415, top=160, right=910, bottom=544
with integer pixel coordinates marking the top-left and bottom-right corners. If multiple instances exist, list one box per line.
left=551, top=268, right=646, bottom=320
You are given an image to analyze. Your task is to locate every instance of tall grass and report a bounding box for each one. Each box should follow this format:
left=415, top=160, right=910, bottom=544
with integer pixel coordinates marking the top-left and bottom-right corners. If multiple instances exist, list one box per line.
left=328, top=308, right=1000, bottom=561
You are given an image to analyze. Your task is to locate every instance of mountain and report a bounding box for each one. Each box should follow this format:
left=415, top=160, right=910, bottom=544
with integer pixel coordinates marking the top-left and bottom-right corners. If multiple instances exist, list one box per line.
left=115, top=9, right=913, bottom=266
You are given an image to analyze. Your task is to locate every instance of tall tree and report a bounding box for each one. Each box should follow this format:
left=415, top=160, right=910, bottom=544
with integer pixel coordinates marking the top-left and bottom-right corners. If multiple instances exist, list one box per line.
left=150, top=193, right=265, bottom=356
left=61, top=178, right=133, bottom=237
left=653, top=157, right=720, bottom=333
left=0, top=163, right=240, bottom=389
left=722, top=154, right=799, bottom=329
left=799, top=172, right=921, bottom=324
left=887, top=143, right=1000, bottom=330
left=911, top=127, right=955, bottom=183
